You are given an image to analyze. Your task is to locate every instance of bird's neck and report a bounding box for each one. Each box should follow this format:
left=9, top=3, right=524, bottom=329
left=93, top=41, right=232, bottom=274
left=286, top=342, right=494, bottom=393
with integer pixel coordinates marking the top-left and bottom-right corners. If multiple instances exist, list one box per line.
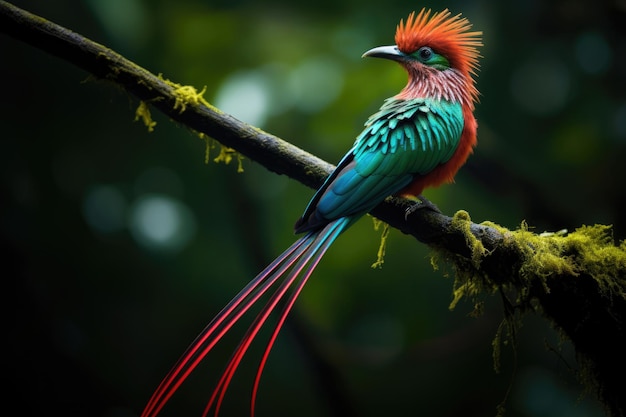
left=396, top=68, right=474, bottom=109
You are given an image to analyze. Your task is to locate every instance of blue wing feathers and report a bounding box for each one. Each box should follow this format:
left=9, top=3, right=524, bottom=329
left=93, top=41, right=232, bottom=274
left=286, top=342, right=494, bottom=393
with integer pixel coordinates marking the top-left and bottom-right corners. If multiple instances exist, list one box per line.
left=332, top=169, right=361, bottom=196
left=320, top=174, right=413, bottom=218
left=353, top=151, right=381, bottom=177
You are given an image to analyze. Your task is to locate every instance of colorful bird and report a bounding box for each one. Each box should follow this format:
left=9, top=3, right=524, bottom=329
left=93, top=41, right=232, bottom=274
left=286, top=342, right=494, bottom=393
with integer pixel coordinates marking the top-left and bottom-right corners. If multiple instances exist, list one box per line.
left=141, top=8, right=481, bottom=417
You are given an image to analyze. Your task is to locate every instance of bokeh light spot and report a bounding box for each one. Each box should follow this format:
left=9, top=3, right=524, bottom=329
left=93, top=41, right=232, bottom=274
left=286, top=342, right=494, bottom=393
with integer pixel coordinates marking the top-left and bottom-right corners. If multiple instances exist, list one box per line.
left=128, top=194, right=196, bottom=253
left=288, top=56, right=344, bottom=113
left=214, top=70, right=272, bottom=127
left=86, top=0, right=150, bottom=50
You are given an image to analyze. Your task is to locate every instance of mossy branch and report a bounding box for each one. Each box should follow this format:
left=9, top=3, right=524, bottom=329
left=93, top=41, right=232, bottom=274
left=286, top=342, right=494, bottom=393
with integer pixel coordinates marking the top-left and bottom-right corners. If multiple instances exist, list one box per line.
left=2, top=2, right=625, bottom=416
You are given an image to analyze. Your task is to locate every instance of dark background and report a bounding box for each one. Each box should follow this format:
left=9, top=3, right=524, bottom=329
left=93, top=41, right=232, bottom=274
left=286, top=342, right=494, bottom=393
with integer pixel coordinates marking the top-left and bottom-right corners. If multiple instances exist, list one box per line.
left=2, top=0, right=625, bottom=416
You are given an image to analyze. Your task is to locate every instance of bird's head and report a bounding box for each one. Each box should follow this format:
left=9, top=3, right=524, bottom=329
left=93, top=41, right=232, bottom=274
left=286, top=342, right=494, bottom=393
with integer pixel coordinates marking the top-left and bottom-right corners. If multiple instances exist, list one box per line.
left=364, top=9, right=482, bottom=106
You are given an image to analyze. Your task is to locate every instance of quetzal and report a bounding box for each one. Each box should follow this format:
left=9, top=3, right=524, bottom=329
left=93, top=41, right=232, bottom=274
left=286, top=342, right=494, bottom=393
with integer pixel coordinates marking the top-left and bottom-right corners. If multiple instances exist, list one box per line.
left=142, top=8, right=482, bottom=417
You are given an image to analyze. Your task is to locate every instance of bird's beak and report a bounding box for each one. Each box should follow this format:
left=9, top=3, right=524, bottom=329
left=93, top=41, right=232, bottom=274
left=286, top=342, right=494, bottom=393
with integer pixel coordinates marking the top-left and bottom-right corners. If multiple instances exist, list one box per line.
left=362, top=45, right=406, bottom=61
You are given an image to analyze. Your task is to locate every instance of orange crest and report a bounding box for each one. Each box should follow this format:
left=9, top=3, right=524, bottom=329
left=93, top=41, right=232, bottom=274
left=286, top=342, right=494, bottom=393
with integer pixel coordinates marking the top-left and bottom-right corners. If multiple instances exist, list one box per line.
left=395, top=9, right=482, bottom=77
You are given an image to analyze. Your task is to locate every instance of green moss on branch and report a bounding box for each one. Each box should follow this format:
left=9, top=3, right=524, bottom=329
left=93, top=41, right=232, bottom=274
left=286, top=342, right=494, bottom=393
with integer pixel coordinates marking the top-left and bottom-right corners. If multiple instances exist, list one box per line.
left=439, top=211, right=626, bottom=417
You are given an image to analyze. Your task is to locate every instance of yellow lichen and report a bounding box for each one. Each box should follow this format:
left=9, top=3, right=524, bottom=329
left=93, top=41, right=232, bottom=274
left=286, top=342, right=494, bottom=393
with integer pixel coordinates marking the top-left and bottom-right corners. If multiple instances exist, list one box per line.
left=514, top=221, right=578, bottom=284
left=505, top=223, right=626, bottom=304
left=189, top=130, right=244, bottom=172
left=449, top=279, right=484, bottom=311
left=213, top=144, right=245, bottom=173
left=371, top=218, right=390, bottom=269
left=150, top=75, right=245, bottom=172
left=134, top=101, right=157, bottom=132
left=429, top=252, right=440, bottom=271
left=433, top=212, right=626, bottom=414
left=196, top=132, right=212, bottom=164
left=563, top=225, right=626, bottom=296
left=158, top=74, right=210, bottom=113
left=445, top=211, right=494, bottom=312
left=174, top=85, right=209, bottom=113
left=492, top=318, right=508, bottom=374
left=450, top=210, right=487, bottom=268
left=446, top=219, right=626, bottom=313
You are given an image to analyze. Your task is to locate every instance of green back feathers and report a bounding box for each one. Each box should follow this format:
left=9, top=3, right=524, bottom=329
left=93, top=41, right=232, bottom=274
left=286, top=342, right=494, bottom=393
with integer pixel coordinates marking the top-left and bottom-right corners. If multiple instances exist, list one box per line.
left=353, top=97, right=463, bottom=175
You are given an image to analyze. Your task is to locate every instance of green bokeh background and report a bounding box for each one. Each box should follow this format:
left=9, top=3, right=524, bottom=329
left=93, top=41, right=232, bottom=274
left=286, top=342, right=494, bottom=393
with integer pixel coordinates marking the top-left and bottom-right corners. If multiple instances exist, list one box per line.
left=2, top=1, right=625, bottom=416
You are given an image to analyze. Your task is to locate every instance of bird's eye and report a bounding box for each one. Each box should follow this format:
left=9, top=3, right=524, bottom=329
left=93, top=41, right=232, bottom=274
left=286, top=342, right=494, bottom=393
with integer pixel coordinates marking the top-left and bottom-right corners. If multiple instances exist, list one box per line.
left=417, top=47, right=433, bottom=61
left=413, top=46, right=450, bottom=70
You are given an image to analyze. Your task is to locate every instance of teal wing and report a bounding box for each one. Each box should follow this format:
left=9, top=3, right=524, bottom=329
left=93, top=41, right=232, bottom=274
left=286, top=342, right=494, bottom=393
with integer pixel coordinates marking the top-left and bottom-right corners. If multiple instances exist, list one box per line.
left=295, top=98, right=464, bottom=233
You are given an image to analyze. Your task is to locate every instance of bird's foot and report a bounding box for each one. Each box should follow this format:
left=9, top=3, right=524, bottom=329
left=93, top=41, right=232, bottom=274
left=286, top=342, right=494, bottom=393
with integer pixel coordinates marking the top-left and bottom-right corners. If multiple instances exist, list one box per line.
left=404, top=195, right=441, bottom=220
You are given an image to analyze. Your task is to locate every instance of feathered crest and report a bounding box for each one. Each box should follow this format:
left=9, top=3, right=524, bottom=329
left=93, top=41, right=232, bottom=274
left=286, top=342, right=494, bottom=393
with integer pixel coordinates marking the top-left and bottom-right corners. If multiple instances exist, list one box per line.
left=395, top=9, right=482, bottom=77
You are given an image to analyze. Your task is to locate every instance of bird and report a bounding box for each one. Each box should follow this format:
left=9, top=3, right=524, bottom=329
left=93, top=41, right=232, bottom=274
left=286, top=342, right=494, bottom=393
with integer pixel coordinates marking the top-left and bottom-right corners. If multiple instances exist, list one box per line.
left=141, top=8, right=482, bottom=417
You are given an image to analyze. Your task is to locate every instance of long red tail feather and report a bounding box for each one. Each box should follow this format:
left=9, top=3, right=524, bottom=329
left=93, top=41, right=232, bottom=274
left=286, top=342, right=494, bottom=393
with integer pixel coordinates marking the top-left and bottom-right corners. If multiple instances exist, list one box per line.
left=141, top=235, right=312, bottom=417
left=141, top=218, right=350, bottom=417
left=249, top=223, right=342, bottom=415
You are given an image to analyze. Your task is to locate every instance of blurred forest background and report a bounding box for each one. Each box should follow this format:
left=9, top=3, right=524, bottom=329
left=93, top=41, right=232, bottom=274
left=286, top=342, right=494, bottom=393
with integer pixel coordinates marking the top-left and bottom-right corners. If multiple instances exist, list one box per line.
left=2, top=0, right=626, bottom=416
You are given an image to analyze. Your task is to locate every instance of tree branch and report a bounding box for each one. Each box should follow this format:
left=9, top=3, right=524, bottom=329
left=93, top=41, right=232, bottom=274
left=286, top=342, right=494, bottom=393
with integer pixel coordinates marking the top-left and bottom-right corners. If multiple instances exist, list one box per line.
left=2, top=2, right=625, bottom=416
